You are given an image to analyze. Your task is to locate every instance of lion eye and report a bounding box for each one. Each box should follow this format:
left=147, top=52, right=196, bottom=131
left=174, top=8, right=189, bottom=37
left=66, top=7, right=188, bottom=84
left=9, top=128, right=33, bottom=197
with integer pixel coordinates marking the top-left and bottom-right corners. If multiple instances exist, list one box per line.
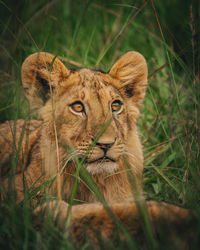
left=71, top=101, right=84, bottom=113
left=111, top=100, right=123, bottom=113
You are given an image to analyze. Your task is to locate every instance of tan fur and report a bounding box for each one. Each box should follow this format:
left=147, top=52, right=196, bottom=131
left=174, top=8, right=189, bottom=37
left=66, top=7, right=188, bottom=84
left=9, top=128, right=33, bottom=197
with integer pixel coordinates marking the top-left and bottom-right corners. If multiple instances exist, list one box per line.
left=1, top=51, right=147, bottom=203
left=35, top=200, right=192, bottom=248
left=0, top=52, right=192, bottom=246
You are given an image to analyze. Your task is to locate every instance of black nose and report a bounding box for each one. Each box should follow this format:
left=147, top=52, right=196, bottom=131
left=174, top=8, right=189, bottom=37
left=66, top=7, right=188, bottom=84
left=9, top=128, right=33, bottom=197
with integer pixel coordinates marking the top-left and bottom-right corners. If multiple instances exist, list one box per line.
left=95, top=141, right=114, bottom=154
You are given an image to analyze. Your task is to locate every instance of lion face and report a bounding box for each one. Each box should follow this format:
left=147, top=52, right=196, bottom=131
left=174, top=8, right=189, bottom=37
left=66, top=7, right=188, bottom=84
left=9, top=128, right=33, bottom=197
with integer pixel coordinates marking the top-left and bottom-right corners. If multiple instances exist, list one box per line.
left=52, top=69, right=129, bottom=174
left=21, top=51, right=147, bottom=176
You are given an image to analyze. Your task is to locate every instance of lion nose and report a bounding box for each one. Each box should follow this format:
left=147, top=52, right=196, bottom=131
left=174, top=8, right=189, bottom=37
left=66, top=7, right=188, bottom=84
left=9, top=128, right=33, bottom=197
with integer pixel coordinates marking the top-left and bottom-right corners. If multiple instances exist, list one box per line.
left=94, top=140, right=115, bottom=154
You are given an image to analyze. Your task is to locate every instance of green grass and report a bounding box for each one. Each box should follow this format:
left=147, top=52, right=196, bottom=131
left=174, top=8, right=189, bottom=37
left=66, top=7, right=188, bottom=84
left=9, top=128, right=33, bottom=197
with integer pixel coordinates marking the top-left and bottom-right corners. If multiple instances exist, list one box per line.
left=0, top=0, right=200, bottom=249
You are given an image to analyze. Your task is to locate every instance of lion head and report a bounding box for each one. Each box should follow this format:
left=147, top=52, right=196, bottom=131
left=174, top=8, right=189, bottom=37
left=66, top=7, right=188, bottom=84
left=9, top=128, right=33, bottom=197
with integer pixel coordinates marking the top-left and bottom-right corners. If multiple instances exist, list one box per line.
left=21, top=51, right=147, bottom=201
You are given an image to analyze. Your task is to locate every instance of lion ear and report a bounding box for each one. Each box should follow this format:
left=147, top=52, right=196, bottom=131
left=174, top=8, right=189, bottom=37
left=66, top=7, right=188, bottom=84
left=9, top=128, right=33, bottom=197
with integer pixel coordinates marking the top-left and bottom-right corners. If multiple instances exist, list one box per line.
left=21, top=52, right=70, bottom=109
left=109, top=51, right=148, bottom=107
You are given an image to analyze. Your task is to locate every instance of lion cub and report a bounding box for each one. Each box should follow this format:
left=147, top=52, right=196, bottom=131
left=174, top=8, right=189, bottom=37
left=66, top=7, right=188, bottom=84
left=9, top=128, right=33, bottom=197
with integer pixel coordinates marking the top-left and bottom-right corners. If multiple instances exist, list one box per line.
left=1, top=51, right=147, bottom=203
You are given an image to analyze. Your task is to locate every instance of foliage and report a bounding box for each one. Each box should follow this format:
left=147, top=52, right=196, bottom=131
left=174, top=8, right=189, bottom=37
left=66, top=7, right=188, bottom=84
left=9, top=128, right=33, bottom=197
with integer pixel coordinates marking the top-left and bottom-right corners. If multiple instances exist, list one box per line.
left=0, top=0, right=199, bottom=249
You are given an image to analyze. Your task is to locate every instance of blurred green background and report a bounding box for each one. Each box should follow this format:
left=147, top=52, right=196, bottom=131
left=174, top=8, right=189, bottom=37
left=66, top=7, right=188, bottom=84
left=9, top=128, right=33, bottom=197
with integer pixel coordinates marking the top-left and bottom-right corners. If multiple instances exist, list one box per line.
left=0, top=0, right=199, bottom=248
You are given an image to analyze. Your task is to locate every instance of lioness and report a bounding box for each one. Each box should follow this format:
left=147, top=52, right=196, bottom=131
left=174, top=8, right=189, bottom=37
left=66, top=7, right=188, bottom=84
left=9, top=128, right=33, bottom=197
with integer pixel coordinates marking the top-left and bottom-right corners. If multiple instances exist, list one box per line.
left=0, top=52, right=193, bottom=246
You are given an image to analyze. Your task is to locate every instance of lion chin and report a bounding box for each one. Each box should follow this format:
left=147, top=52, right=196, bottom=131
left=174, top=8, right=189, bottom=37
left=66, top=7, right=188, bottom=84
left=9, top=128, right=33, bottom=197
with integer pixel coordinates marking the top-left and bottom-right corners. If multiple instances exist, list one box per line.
left=86, top=161, right=119, bottom=175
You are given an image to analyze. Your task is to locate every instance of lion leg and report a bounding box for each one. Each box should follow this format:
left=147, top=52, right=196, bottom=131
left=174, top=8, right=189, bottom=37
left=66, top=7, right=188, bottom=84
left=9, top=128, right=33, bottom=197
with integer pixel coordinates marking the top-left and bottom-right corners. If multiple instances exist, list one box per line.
left=34, top=201, right=194, bottom=248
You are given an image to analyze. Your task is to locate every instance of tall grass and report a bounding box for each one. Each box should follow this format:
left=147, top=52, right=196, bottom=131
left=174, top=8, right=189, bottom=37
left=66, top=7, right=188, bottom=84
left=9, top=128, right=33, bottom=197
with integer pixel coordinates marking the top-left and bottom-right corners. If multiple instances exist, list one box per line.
left=0, top=0, right=199, bottom=249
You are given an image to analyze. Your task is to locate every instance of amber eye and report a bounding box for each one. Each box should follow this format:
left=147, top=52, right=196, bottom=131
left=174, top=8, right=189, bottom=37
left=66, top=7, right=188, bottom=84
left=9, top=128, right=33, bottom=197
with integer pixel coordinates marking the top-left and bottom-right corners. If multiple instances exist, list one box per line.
left=111, top=100, right=123, bottom=113
left=71, top=101, right=85, bottom=113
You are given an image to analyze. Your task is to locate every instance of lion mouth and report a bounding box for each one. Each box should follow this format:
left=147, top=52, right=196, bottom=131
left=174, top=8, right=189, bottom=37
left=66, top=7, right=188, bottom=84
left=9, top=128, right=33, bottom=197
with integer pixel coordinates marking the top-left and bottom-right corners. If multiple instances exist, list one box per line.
left=85, top=156, right=116, bottom=164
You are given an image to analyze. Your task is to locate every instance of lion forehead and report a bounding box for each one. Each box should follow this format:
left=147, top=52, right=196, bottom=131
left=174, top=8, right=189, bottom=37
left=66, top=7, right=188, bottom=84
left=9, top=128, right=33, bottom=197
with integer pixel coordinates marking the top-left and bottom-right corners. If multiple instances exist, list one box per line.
left=59, top=69, right=121, bottom=104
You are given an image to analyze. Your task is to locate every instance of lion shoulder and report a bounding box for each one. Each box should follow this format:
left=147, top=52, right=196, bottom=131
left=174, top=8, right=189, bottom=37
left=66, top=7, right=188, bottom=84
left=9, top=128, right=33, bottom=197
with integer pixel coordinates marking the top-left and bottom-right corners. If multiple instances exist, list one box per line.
left=0, top=119, right=42, bottom=174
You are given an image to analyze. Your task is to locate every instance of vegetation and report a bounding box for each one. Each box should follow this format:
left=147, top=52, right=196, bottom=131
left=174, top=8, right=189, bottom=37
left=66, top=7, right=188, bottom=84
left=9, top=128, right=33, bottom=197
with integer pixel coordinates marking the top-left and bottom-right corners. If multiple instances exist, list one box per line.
left=0, top=0, right=199, bottom=249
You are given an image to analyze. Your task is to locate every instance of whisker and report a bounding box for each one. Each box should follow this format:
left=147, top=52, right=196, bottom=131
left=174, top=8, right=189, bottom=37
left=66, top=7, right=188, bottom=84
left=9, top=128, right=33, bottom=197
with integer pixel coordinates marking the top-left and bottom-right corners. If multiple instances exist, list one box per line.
left=123, top=151, right=137, bottom=160
left=60, top=150, right=80, bottom=174
left=63, top=150, right=77, bottom=161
